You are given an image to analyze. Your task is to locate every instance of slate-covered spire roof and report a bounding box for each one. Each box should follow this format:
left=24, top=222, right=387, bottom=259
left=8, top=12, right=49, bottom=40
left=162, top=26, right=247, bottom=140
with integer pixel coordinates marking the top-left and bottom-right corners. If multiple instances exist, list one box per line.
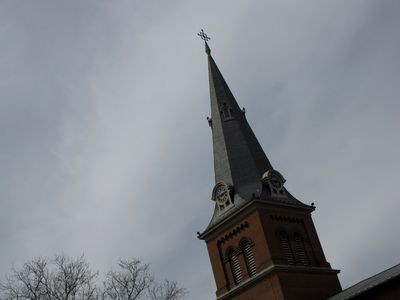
left=206, top=42, right=273, bottom=201
left=200, top=41, right=307, bottom=235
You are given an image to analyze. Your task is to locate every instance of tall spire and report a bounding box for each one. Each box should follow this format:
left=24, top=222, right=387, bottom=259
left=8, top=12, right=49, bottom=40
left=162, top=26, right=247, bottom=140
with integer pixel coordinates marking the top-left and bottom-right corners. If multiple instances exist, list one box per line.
left=198, top=32, right=305, bottom=233
left=206, top=43, right=273, bottom=201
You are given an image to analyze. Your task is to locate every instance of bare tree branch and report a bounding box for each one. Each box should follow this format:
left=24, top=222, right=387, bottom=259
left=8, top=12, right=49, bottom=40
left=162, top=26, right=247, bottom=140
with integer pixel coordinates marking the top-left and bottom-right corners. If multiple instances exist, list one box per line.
left=1, top=256, right=187, bottom=300
left=147, top=280, right=187, bottom=300
left=102, top=259, right=153, bottom=300
left=0, top=255, right=98, bottom=300
left=0, top=257, right=48, bottom=300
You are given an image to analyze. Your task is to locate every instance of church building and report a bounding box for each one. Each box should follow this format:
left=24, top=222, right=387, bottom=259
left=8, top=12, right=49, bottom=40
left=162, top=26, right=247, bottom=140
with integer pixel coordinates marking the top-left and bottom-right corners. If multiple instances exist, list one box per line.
left=196, top=32, right=400, bottom=300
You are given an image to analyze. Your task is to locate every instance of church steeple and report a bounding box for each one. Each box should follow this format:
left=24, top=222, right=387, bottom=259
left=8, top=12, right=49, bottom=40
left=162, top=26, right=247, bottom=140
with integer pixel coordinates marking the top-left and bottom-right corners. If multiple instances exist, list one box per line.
left=206, top=41, right=273, bottom=201
left=198, top=34, right=341, bottom=300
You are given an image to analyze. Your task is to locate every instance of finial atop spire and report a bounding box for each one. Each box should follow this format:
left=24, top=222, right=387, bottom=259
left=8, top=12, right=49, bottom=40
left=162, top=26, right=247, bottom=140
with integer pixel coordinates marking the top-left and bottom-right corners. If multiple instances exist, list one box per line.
left=197, top=29, right=211, bottom=54
left=197, top=29, right=210, bottom=42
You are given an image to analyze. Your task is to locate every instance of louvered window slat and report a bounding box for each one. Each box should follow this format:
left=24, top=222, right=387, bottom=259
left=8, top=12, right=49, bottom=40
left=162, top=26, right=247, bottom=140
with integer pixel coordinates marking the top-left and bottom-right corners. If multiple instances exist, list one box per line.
left=279, top=231, right=295, bottom=265
left=294, top=234, right=309, bottom=265
left=229, top=250, right=242, bottom=284
left=242, top=241, right=257, bottom=277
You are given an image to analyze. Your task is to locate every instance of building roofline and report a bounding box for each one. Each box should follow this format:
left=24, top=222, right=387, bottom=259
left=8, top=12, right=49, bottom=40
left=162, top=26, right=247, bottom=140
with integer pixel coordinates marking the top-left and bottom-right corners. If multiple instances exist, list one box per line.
left=328, top=263, right=400, bottom=300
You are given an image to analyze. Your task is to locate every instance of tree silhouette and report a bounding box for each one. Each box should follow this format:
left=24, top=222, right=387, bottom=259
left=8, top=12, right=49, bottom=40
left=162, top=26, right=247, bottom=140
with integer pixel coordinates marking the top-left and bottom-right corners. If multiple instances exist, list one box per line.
left=0, top=255, right=186, bottom=300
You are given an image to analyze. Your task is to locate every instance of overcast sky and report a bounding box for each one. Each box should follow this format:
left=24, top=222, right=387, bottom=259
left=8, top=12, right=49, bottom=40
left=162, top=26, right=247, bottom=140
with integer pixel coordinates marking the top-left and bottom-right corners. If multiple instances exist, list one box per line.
left=1, top=1, right=400, bottom=299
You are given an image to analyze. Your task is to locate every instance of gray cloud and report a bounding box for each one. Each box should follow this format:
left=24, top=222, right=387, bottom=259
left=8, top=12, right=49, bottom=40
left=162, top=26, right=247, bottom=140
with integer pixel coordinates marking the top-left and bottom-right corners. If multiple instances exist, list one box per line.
left=1, top=1, right=399, bottom=299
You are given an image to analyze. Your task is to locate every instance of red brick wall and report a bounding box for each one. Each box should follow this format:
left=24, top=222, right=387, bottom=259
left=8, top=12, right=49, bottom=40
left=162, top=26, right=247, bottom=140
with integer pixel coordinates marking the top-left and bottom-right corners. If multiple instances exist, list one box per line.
left=204, top=202, right=341, bottom=299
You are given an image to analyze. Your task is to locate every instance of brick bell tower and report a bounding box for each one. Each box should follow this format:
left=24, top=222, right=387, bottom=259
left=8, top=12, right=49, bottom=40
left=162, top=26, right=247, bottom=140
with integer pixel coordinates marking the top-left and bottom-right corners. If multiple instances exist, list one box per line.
left=197, top=35, right=342, bottom=300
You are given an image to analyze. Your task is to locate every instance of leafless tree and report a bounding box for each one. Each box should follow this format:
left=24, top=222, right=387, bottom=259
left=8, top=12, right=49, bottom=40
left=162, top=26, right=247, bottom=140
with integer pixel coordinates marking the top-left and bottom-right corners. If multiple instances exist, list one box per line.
left=49, top=255, right=98, bottom=300
left=147, top=280, right=187, bottom=300
left=0, top=255, right=98, bottom=300
left=1, top=256, right=186, bottom=300
left=0, top=257, right=49, bottom=300
left=102, top=259, right=153, bottom=300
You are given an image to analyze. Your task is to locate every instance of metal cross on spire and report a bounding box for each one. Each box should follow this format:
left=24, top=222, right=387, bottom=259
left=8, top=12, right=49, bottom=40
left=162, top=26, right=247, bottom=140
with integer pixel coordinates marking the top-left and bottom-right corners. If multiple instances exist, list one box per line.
left=197, top=29, right=210, bottom=42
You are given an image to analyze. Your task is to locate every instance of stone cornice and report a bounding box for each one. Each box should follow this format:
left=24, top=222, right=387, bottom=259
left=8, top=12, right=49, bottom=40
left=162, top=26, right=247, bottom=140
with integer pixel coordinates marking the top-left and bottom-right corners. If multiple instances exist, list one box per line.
left=198, top=199, right=314, bottom=241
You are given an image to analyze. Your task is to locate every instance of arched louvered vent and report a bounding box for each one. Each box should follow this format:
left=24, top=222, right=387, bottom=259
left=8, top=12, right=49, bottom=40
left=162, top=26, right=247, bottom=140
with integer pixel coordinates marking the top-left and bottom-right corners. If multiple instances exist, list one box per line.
left=294, top=233, right=309, bottom=265
left=241, top=240, right=257, bottom=277
left=278, top=231, right=295, bottom=265
left=228, top=250, right=242, bottom=285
